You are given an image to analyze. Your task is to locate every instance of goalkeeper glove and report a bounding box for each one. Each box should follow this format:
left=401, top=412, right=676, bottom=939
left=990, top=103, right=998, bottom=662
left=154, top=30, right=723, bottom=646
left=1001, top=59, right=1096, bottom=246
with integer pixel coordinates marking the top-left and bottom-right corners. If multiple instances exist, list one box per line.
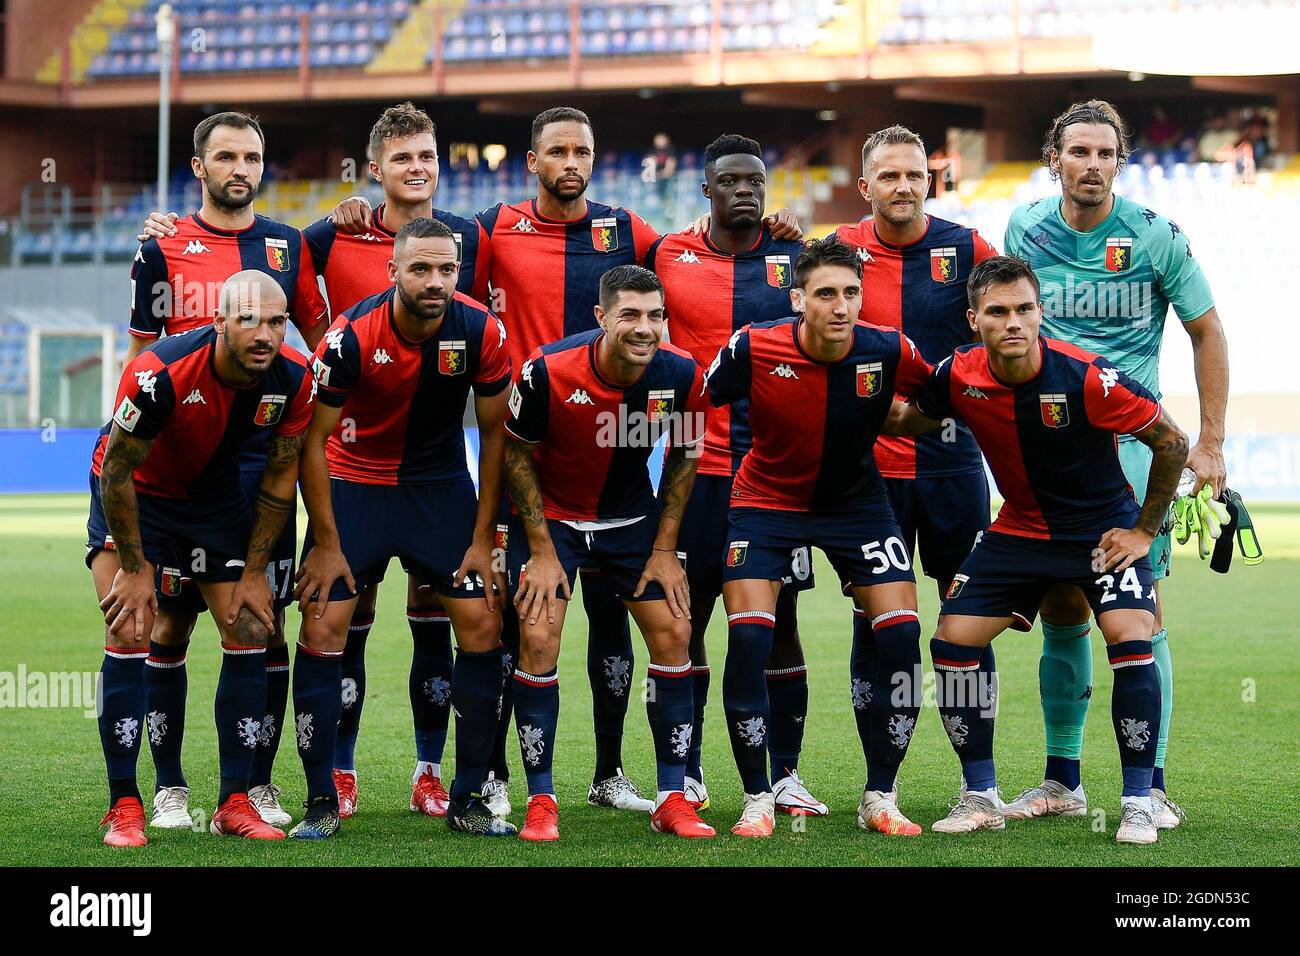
left=1172, top=469, right=1230, bottom=560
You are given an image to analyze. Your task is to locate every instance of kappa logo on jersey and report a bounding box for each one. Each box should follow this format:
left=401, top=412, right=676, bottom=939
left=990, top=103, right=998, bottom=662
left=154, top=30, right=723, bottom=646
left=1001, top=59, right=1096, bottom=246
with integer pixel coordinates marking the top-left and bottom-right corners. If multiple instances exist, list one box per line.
left=182, top=388, right=206, bottom=405
left=856, top=361, right=883, bottom=398
left=930, top=246, right=957, bottom=284
left=312, top=356, right=331, bottom=387
left=591, top=217, right=619, bottom=252
left=726, top=540, right=748, bottom=567
left=438, top=340, right=466, bottom=375
left=765, top=255, right=791, bottom=288
left=1039, top=393, right=1069, bottom=428
left=134, top=368, right=158, bottom=399
left=962, top=385, right=988, bottom=400
left=181, top=240, right=211, bottom=256
left=511, top=217, right=537, bottom=234
left=1098, top=366, right=1120, bottom=397
left=647, top=389, right=674, bottom=422
left=495, top=318, right=507, bottom=349
left=1106, top=237, right=1133, bottom=272
left=372, top=348, right=394, bottom=365
left=770, top=363, right=799, bottom=379
left=160, top=567, right=183, bottom=597
left=325, top=328, right=345, bottom=356
left=674, top=249, right=700, bottom=264
left=565, top=389, right=595, bottom=405
left=254, top=393, right=286, bottom=426
left=855, top=246, right=875, bottom=263
left=264, top=236, right=290, bottom=272
left=355, top=233, right=381, bottom=242
left=520, top=359, right=535, bottom=388
left=946, top=573, right=969, bottom=600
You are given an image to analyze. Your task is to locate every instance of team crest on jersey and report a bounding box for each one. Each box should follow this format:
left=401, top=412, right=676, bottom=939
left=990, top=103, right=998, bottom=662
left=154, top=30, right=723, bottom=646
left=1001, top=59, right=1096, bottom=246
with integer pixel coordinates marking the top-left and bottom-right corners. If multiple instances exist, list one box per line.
left=856, top=362, right=883, bottom=398
left=160, top=566, right=183, bottom=597
left=647, top=388, right=674, bottom=422
left=1039, top=393, right=1069, bottom=428
left=1105, top=237, right=1133, bottom=272
left=254, top=394, right=286, bottom=426
left=494, top=524, right=509, bottom=555
left=591, top=217, right=618, bottom=252
left=946, top=573, right=969, bottom=600
left=726, top=540, right=748, bottom=568
left=264, top=237, right=290, bottom=272
left=765, top=255, right=791, bottom=288
left=930, top=246, right=957, bottom=284
left=439, top=340, right=467, bottom=375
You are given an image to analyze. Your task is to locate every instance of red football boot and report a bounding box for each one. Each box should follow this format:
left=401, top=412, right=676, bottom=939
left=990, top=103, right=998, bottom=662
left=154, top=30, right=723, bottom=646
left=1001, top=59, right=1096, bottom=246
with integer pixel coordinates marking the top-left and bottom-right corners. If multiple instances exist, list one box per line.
left=100, top=797, right=148, bottom=848
left=410, top=768, right=450, bottom=817
left=210, top=793, right=286, bottom=840
left=333, top=769, right=357, bottom=818
left=651, top=792, right=716, bottom=838
left=519, top=794, right=559, bottom=842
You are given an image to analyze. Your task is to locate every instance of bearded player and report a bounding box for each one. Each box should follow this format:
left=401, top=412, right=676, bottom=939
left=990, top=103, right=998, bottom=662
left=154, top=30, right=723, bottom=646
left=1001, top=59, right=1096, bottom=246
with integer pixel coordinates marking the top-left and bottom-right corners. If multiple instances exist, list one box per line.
left=1002, top=100, right=1226, bottom=827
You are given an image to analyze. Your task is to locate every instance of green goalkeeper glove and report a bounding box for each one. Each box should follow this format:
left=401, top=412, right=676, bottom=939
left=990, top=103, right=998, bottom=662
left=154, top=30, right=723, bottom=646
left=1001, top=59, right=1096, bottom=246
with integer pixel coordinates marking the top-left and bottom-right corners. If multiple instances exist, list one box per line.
left=1172, top=470, right=1231, bottom=560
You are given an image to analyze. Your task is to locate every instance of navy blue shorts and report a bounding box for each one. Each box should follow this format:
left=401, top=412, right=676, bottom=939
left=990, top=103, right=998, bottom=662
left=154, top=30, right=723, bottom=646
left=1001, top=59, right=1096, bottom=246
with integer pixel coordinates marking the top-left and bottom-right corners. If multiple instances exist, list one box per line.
left=884, top=472, right=989, bottom=584
left=305, top=477, right=485, bottom=602
left=507, top=514, right=667, bottom=603
left=722, top=505, right=915, bottom=591
left=941, top=530, right=1157, bottom=631
left=679, top=474, right=815, bottom=599
left=85, top=470, right=250, bottom=609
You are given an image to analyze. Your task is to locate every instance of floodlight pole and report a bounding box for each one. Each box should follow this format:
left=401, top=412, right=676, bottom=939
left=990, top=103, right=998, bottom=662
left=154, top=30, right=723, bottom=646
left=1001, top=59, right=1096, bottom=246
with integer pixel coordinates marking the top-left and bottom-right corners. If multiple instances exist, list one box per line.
left=156, top=3, right=174, bottom=211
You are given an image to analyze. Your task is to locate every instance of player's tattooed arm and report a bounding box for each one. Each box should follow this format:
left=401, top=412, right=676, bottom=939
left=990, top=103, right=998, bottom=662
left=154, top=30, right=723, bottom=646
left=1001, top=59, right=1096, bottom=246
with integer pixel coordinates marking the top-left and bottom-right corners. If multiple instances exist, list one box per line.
left=505, top=436, right=570, bottom=624
left=294, top=402, right=355, bottom=619
left=635, top=445, right=700, bottom=618
left=1098, top=409, right=1189, bottom=573
left=504, top=436, right=548, bottom=540
left=99, top=427, right=154, bottom=575
left=227, top=435, right=302, bottom=632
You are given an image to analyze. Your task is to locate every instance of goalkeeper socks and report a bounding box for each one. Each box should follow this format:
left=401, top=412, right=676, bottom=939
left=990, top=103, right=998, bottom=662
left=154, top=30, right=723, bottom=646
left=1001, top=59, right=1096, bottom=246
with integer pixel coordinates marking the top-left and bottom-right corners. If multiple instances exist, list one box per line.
left=447, top=648, right=506, bottom=804
left=144, top=639, right=188, bottom=790
left=686, top=664, right=709, bottom=782
left=100, top=645, right=148, bottom=804
left=766, top=665, right=808, bottom=782
left=932, top=638, right=996, bottom=792
left=1040, top=621, right=1092, bottom=786
left=214, top=643, right=266, bottom=802
left=1151, top=627, right=1173, bottom=773
left=646, top=660, right=693, bottom=793
left=722, top=612, right=775, bottom=795
left=408, top=608, right=454, bottom=765
left=249, top=642, right=289, bottom=788
left=1107, top=641, right=1160, bottom=797
left=334, top=615, right=371, bottom=772
left=849, top=608, right=876, bottom=766
left=293, top=643, right=343, bottom=808
left=512, top=668, right=559, bottom=797
left=867, top=611, right=923, bottom=794
left=583, top=570, right=633, bottom=781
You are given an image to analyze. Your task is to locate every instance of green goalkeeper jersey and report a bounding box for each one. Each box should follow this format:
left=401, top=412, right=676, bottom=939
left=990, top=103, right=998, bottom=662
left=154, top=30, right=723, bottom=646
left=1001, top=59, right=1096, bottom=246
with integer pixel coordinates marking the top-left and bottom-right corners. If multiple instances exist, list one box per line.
left=1004, top=191, right=1215, bottom=401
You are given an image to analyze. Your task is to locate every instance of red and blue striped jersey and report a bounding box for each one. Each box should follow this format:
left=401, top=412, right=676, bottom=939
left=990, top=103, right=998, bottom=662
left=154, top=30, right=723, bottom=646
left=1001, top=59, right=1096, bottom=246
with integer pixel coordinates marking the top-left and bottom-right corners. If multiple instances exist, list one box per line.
left=645, top=227, right=803, bottom=477
left=92, top=326, right=315, bottom=499
left=302, top=203, right=491, bottom=316
left=129, top=213, right=326, bottom=340
left=505, top=330, right=706, bottom=522
left=915, top=336, right=1163, bottom=541
left=312, top=287, right=511, bottom=486
left=836, top=215, right=997, bottom=479
left=706, top=318, right=931, bottom=512
left=476, top=199, right=660, bottom=371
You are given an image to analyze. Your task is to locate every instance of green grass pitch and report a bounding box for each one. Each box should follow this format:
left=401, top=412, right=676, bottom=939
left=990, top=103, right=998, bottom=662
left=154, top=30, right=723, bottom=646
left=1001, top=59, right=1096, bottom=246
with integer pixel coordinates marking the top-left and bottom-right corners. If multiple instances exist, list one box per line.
left=1, top=493, right=1297, bottom=866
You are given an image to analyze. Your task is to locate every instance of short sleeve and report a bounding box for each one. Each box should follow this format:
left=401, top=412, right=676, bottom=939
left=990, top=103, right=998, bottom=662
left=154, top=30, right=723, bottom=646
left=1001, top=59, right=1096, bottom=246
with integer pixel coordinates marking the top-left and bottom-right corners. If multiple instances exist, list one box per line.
left=129, top=241, right=169, bottom=339
left=971, top=228, right=999, bottom=264
left=631, top=210, right=662, bottom=265
left=893, top=332, right=933, bottom=400
left=1146, top=217, right=1215, bottom=323
left=914, top=355, right=956, bottom=422
left=704, top=326, right=752, bottom=407
left=644, top=235, right=665, bottom=274
left=290, top=231, right=328, bottom=332
left=668, top=359, right=708, bottom=449
left=111, top=351, right=174, bottom=439
left=311, top=319, right=362, bottom=408
left=302, top=218, right=334, bottom=276
left=275, top=362, right=317, bottom=438
left=1083, top=359, right=1162, bottom=435
left=505, top=351, right=550, bottom=444
left=473, top=310, right=512, bottom=396
left=1003, top=204, right=1029, bottom=259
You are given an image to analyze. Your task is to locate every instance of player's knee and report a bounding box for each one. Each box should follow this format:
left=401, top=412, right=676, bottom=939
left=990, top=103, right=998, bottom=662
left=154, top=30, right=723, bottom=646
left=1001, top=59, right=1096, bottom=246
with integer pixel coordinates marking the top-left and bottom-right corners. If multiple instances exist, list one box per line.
left=299, top=613, right=345, bottom=653
left=453, top=605, right=502, bottom=652
left=229, top=610, right=271, bottom=648
left=152, top=610, right=197, bottom=645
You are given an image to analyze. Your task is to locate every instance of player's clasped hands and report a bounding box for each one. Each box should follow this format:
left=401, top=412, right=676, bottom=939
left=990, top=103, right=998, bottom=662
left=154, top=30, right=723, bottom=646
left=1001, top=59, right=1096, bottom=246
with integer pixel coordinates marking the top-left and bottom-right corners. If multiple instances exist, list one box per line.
left=294, top=543, right=356, bottom=620
left=453, top=536, right=505, bottom=613
left=100, top=564, right=158, bottom=642
left=634, top=549, right=691, bottom=620
left=1094, top=526, right=1153, bottom=573
left=514, top=550, right=571, bottom=626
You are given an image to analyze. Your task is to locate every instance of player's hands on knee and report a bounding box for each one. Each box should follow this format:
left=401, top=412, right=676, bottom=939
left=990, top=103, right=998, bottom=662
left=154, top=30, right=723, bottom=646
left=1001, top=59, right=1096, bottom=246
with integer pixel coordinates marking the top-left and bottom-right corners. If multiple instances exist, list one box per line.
left=764, top=207, right=804, bottom=240
left=635, top=550, right=691, bottom=620
left=1095, top=527, right=1153, bottom=573
left=1186, top=439, right=1227, bottom=499
left=100, top=565, right=158, bottom=644
left=136, top=211, right=178, bottom=242
left=331, top=196, right=372, bottom=234
left=294, top=545, right=355, bottom=620
left=227, top=568, right=276, bottom=633
left=455, top=536, right=504, bottom=613
left=514, top=552, right=569, bottom=627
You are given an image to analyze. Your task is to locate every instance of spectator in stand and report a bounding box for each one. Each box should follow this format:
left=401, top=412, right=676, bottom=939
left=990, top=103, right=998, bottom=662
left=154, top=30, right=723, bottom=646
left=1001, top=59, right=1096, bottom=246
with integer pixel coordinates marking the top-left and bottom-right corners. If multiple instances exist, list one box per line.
left=1244, top=113, right=1271, bottom=166
left=1197, top=114, right=1239, bottom=163
left=644, top=132, right=679, bottom=207
left=1142, top=107, right=1182, bottom=150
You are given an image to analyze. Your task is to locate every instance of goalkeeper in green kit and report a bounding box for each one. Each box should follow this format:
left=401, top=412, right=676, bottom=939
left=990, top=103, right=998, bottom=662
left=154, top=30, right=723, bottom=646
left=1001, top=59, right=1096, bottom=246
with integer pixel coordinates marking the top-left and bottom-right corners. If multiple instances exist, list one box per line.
left=1003, top=100, right=1230, bottom=829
